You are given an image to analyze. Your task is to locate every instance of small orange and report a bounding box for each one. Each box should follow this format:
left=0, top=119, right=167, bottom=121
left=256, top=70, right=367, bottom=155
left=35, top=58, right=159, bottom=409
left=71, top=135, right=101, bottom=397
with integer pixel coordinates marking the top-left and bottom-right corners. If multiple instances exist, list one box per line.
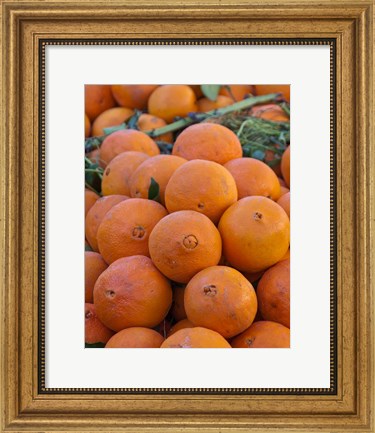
left=254, top=85, right=290, bottom=103
left=85, top=85, right=116, bottom=121
left=172, top=123, right=242, bottom=165
left=184, top=266, right=258, bottom=338
left=149, top=210, right=222, bottom=283
left=85, top=303, right=114, bottom=344
left=85, top=251, right=108, bottom=303
left=101, top=151, right=150, bottom=196
left=97, top=198, right=168, bottom=264
left=99, top=129, right=160, bottom=166
left=148, top=85, right=198, bottom=123
left=281, top=146, right=290, bottom=187
left=138, top=113, right=173, bottom=143
left=219, top=85, right=254, bottom=101
left=171, top=285, right=187, bottom=321
left=129, top=155, right=187, bottom=205
left=91, top=107, right=134, bottom=137
left=165, top=159, right=238, bottom=224
left=251, top=104, right=289, bottom=122
left=257, top=259, right=290, bottom=328
left=94, top=255, right=172, bottom=331
left=218, top=196, right=290, bottom=273
left=231, top=321, right=290, bottom=348
left=224, top=158, right=281, bottom=200
left=161, top=327, right=231, bottom=348
left=85, top=195, right=128, bottom=252
left=167, top=319, right=195, bottom=337
left=105, top=327, right=164, bottom=348
left=197, top=95, right=233, bottom=112
left=277, top=191, right=290, bottom=218
left=111, top=85, right=159, bottom=110
left=85, top=114, right=91, bottom=138
left=85, top=189, right=99, bottom=217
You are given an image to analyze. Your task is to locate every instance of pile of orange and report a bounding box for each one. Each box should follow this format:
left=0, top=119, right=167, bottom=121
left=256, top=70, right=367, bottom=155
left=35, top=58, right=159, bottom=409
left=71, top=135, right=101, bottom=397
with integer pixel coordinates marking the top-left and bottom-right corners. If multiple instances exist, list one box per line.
left=84, top=84, right=291, bottom=348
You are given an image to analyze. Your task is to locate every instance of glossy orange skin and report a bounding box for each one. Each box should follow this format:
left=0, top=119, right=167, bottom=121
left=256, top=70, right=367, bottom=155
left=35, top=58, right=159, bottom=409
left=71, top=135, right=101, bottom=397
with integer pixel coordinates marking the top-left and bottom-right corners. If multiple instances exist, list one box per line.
left=94, top=256, right=172, bottom=331
left=161, top=327, right=231, bottom=348
left=281, top=146, right=290, bottom=187
left=257, top=259, right=290, bottom=328
left=91, top=107, right=134, bottom=137
left=251, top=104, right=289, bottom=122
left=85, top=85, right=116, bottom=121
left=148, top=85, right=198, bottom=123
left=185, top=266, right=258, bottom=338
left=99, top=129, right=160, bottom=166
left=85, top=114, right=91, bottom=138
left=277, top=192, right=290, bottom=218
left=97, top=198, right=168, bottom=264
left=85, top=252, right=108, bottom=303
left=219, top=85, right=255, bottom=101
left=138, top=113, right=173, bottom=143
left=85, top=303, right=114, bottom=344
left=231, top=321, right=290, bottom=348
left=254, top=85, right=290, bottom=103
left=149, top=210, right=222, bottom=284
left=165, top=160, right=238, bottom=224
left=129, top=155, right=187, bottom=205
left=281, top=249, right=290, bottom=261
left=101, top=151, right=150, bottom=196
left=172, top=123, right=242, bottom=165
left=167, top=319, right=195, bottom=337
left=218, top=196, right=290, bottom=273
left=197, top=95, right=233, bottom=112
left=171, top=285, right=187, bottom=321
left=111, top=85, right=159, bottom=110
left=224, top=158, right=281, bottom=201
left=85, top=195, right=128, bottom=252
left=85, top=189, right=99, bottom=217
left=105, top=327, right=164, bottom=348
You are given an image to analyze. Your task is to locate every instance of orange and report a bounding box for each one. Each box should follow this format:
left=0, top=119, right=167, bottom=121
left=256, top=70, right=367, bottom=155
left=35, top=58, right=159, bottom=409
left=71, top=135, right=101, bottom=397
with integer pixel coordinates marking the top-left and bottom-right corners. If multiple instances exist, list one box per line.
left=280, top=186, right=289, bottom=196
left=129, top=155, right=187, bottom=205
left=161, top=327, right=231, bottom=348
left=281, top=249, right=290, bottom=261
left=224, top=158, right=281, bottom=200
left=149, top=210, right=222, bottom=283
left=85, top=114, right=91, bottom=138
left=197, top=95, right=233, bottom=112
left=281, top=146, right=290, bottom=187
left=165, top=159, right=238, bottom=224
left=91, top=107, right=134, bottom=137
left=111, top=85, right=159, bottom=110
left=190, top=85, right=204, bottom=99
left=242, top=270, right=264, bottom=283
left=85, top=195, right=128, bottom=252
left=278, top=177, right=287, bottom=187
left=172, top=123, right=242, bottom=165
left=257, top=259, right=290, bottom=328
left=87, top=148, right=101, bottom=165
left=185, top=266, right=258, bottom=338
left=167, top=319, right=195, bottom=337
left=85, top=251, right=108, bottom=303
left=219, top=85, right=254, bottom=101
left=277, top=191, right=290, bottom=218
left=148, top=85, right=198, bottom=123
left=218, top=196, right=290, bottom=273
left=85, top=189, right=99, bottom=217
left=171, top=285, right=187, bottom=321
left=99, top=129, right=160, bottom=167
left=97, top=198, right=168, bottom=264
left=138, top=113, right=173, bottom=143
left=85, top=85, right=116, bottom=121
left=254, top=85, right=290, bottom=103
left=251, top=104, right=289, bottom=122
left=231, top=321, right=290, bottom=348
left=101, top=151, right=149, bottom=196
left=85, top=303, right=114, bottom=344
left=94, top=255, right=172, bottom=331
left=105, top=327, right=164, bottom=348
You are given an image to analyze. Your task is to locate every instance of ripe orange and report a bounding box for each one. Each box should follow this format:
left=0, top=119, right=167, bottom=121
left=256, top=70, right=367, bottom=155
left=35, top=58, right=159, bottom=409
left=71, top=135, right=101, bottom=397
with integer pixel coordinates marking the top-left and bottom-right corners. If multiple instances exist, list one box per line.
left=105, top=327, right=164, bottom=348
left=85, top=189, right=99, bottom=217
left=251, top=104, right=289, bottom=122
left=85, top=303, right=114, bottom=344
left=94, top=255, right=172, bottom=331
left=138, top=113, right=173, bottom=143
left=165, top=159, right=238, bottom=224
left=91, top=107, right=134, bottom=137
left=85, top=85, right=116, bottom=121
left=149, top=210, right=222, bottom=283
left=111, top=85, right=159, bottom=110
left=278, top=177, right=287, bottom=187
left=231, top=321, right=290, bottom=348
left=85, top=195, right=128, bottom=252
left=167, top=319, right=195, bottom=337
left=129, top=155, right=187, bottom=205
left=219, top=85, right=254, bottom=101
left=85, top=251, right=108, bottom=303
left=101, top=151, right=150, bottom=196
left=172, top=123, right=243, bottom=165
left=254, top=85, right=290, bottom=103
left=224, top=158, right=281, bottom=200
left=184, top=266, right=258, bottom=338
left=242, top=270, right=265, bottom=283
left=281, top=146, right=290, bottom=187
left=148, top=85, right=198, bottom=123
left=99, top=129, right=160, bottom=166
left=197, top=95, right=233, bottom=112
left=280, top=186, right=290, bottom=196
left=161, top=327, right=231, bottom=348
left=277, top=191, right=290, bottom=218
left=257, top=259, right=290, bottom=328
left=171, top=285, right=187, bottom=321
left=218, top=196, right=290, bottom=273
left=97, top=198, right=168, bottom=264
left=281, top=249, right=290, bottom=261
left=85, top=114, right=91, bottom=138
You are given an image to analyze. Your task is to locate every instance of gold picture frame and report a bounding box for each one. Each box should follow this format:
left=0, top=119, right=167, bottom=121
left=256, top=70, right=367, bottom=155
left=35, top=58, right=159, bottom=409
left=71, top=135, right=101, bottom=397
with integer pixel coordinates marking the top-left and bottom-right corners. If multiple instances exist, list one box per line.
left=1, top=0, right=374, bottom=431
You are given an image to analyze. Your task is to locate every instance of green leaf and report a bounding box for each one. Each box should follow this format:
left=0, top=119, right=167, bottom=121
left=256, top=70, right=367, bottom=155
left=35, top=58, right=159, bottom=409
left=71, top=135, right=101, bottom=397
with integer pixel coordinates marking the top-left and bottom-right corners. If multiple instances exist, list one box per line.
left=85, top=342, right=105, bottom=348
left=148, top=177, right=160, bottom=201
left=85, top=243, right=93, bottom=252
left=252, top=149, right=266, bottom=161
left=201, top=85, right=222, bottom=101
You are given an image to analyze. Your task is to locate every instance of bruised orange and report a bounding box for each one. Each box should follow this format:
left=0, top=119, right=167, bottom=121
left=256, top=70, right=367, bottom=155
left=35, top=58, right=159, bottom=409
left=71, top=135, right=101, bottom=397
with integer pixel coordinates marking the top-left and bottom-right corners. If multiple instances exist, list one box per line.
left=231, top=321, right=290, bottom=348
left=105, top=327, right=164, bottom=348
left=85, top=251, right=108, bottom=303
left=161, top=327, right=231, bottom=348
left=138, top=113, right=173, bottom=143
left=91, top=107, right=134, bottom=137
left=85, top=85, right=116, bottom=121
left=111, top=85, right=159, bottom=110
left=85, top=303, right=114, bottom=344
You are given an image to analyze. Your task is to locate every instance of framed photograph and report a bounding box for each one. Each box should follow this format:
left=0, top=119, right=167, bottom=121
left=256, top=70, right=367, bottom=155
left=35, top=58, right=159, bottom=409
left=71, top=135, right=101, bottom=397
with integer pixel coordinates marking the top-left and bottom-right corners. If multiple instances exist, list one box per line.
left=1, top=1, right=373, bottom=432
